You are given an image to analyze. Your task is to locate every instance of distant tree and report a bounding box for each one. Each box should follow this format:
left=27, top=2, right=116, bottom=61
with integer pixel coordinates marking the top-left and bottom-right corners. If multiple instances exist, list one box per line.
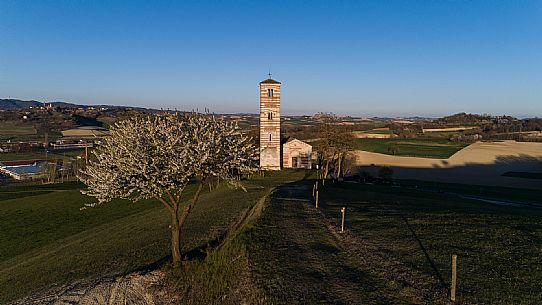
left=341, top=153, right=358, bottom=177
left=387, top=145, right=399, bottom=156
left=78, top=112, right=257, bottom=266
left=378, top=166, right=394, bottom=181
left=389, top=123, right=423, bottom=138
left=42, top=162, right=58, bottom=183
left=315, top=113, right=355, bottom=179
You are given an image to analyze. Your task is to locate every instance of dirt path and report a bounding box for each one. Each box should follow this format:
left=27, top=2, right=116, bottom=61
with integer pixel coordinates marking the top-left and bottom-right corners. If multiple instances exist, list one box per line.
left=247, top=181, right=449, bottom=304
left=11, top=270, right=174, bottom=305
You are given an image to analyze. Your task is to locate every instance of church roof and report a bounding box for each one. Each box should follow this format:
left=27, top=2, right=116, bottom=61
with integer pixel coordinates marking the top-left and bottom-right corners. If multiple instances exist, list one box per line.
left=260, top=78, right=281, bottom=84
left=282, top=137, right=312, bottom=147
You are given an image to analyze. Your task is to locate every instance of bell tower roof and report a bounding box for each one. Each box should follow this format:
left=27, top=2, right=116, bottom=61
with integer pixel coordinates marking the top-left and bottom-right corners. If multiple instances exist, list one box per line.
left=260, top=78, right=281, bottom=85
left=260, top=72, right=281, bottom=84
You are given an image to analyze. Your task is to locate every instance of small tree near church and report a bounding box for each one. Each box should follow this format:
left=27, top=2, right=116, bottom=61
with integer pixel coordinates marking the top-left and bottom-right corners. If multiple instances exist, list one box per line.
left=78, top=112, right=257, bottom=266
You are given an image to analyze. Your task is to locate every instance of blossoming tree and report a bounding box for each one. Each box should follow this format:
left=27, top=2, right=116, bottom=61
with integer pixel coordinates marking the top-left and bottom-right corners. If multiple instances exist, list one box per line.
left=78, top=112, right=257, bottom=265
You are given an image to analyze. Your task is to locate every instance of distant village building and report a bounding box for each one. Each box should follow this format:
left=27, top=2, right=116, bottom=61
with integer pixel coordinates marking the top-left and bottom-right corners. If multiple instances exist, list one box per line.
left=259, top=76, right=312, bottom=170
left=0, top=160, right=56, bottom=180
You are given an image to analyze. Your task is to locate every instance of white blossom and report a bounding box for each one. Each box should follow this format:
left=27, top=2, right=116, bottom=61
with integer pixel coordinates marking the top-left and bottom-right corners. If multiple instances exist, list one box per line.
left=79, top=112, right=257, bottom=207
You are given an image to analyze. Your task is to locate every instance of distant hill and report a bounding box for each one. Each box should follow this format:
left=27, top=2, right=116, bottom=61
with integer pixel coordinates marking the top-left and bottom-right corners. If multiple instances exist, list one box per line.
left=0, top=99, right=43, bottom=109
left=435, top=112, right=492, bottom=125
left=0, top=98, right=155, bottom=112
left=0, top=99, right=84, bottom=109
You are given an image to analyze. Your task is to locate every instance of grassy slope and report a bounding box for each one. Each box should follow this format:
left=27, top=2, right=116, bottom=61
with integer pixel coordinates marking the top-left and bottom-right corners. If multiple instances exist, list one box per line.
left=170, top=170, right=316, bottom=305
left=318, top=182, right=542, bottom=304
left=169, top=175, right=541, bottom=304
left=5, top=170, right=538, bottom=304
left=354, top=138, right=469, bottom=158
left=246, top=182, right=421, bottom=304
left=0, top=170, right=309, bottom=303
left=241, top=181, right=450, bottom=304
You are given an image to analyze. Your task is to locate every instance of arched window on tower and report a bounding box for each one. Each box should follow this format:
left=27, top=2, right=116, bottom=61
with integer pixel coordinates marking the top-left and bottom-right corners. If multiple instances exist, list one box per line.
left=268, top=112, right=273, bottom=120
left=269, top=134, right=272, bottom=141
left=268, top=89, right=273, bottom=97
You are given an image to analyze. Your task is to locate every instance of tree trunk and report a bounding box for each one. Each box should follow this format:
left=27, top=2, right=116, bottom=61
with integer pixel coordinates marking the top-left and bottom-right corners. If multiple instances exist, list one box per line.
left=337, top=153, right=343, bottom=178
left=178, top=182, right=204, bottom=259
left=170, top=210, right=182, bottom=266
left=324, top=159, right=330, bottom=181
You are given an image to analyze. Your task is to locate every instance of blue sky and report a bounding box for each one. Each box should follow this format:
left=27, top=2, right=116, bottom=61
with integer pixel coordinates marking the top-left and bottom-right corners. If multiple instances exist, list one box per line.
left=1, top=0, right=541, bottom=117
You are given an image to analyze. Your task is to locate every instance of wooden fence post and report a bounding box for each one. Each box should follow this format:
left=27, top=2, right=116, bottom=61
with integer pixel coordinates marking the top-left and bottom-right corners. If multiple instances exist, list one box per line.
left=341, top=207, right=346, bottom=233
left=315, top=190, right=319, bottom=209
left=451, top=254, right=457, bottom=302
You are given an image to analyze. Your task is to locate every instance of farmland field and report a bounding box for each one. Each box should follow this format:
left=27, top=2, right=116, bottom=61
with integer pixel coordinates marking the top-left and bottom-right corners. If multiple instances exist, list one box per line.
left=423, top=126, right=478, bottom=133
left=352, top=141, right=542, bottom=189
left=0, top=151, right=50, bottom=161
left=354, top=138, right=469, bottom=158
left=0, top=122, right=63, bottom=142
left=0, top=124, right=36, bottom=136
left=361, top=129, right=392, bottom=134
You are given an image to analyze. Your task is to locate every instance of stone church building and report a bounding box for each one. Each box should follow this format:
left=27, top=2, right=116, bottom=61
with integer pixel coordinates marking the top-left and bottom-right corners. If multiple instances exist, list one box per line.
left=259, top=76, right=312, bottom=170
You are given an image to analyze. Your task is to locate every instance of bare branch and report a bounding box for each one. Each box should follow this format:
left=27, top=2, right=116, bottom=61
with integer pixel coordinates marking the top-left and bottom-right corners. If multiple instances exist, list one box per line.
left=155, top=196, right=174, bottom=214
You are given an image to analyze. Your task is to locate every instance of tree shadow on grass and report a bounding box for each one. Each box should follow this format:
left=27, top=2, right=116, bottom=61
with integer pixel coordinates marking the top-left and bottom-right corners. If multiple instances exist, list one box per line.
left=399, top=211, right=446, bottom=287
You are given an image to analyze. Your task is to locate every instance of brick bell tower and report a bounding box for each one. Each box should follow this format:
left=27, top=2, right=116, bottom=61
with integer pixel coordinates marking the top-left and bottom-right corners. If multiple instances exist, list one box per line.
left=259, top=75, right=281, bottom=170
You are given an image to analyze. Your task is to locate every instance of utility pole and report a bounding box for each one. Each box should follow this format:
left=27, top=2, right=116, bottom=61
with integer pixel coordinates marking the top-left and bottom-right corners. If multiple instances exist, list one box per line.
left=44, top=132, right=49, bottom=161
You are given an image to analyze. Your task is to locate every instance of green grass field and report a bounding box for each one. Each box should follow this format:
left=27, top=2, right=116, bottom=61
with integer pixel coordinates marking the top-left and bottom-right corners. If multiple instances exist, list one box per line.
left=3, top=169, right=540, bottom=304
left=0, top=170, right=310, bottom=303
left=361, top=129, right=392, bottom=134
left=354, top=138, right=469, bottom=158
left=317, top=182, right=542, bottom=304
left=0, top=149, right=84, bottom=162
left=398, top=179, right=542, bottom=203
left=0, top=124, right=36, bottom=136
left=0, top=122, right=63, bottom=142
left=169, top=177, right=542, bottom=304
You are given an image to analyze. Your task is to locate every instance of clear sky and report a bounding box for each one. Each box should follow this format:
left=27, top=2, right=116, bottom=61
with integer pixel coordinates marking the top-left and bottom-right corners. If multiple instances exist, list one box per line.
left=1, top=0, right=541, bottom=117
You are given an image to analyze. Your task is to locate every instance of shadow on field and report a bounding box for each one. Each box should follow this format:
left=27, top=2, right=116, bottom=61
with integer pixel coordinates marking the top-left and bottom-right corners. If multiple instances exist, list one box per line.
left=136, top=255, right=171, bottom=273
left=135, top=235, right=226, bottom=274
left=356, top=154, right=542, bottom=190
